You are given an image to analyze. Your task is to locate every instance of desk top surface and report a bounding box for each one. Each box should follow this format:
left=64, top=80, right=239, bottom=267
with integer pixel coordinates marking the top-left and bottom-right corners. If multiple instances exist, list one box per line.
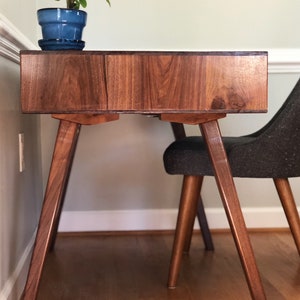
left=20, top=50, right=268, bottom=114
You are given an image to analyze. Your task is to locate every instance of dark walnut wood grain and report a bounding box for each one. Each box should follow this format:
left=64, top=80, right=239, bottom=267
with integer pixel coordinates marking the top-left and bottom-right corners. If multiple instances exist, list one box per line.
left=20, top=51, right=268, bottom=114
left=21, top=52, right=107, bottom=112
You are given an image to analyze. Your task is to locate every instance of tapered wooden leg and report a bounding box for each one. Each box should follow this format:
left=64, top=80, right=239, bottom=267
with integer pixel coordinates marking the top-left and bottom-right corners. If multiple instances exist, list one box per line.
left=182, top=176, right=202, bottom=254
left=200, top=120, right=266, bottom=300
left=47, top=113, right=119, bottom=251
left=182, top=176, right=214, bottom=253
left=168, top=175, right=202, bottom=288
left=48, top=130, right=79, bottom=251
left=274, top=178, right=300, bottom=255
left=182, top=203, right=197, bottom=254
left=170, top=122, right=214, bottom=253
left=22, top=120, right=81, bottom=300
left=197, top=193, right=214, bottom=251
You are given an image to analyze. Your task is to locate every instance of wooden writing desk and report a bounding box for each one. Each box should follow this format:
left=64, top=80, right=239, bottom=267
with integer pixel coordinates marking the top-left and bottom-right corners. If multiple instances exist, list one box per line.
left=20, top=51, right=268, bottom=300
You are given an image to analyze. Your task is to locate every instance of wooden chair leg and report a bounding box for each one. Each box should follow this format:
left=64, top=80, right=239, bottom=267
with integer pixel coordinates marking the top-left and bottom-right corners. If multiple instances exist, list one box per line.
left=22, top=120, right=80, bottom=300
left=182, top=176, right=202, bottom=254
left=183, top=176, right=214, bottom=253
left=274, top=178, right=300, bottom=255
left=170, top=123, right=214, bottom=251
left=197, top=194, right=215, bottom=251
left=168, top=175, right=202, bottom=288
left=200, top=120, right=266, bottom=300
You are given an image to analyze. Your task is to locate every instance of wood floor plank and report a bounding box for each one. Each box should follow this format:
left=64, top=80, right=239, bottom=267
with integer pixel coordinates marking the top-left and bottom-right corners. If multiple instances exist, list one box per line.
left=37, top=231, right=300, bottom=300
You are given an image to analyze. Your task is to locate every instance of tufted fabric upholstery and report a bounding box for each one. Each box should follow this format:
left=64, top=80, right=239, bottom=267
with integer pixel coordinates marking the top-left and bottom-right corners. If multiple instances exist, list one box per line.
left=164, top=78, right=300, bottom=178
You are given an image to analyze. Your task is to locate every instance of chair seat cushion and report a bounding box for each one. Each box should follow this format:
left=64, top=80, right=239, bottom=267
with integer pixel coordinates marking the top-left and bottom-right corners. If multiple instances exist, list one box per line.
left=163, top=135, right=300, bottom=178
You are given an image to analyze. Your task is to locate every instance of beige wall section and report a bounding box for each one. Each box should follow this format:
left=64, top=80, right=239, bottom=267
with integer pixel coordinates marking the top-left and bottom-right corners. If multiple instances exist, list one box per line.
left=84, top=0, right=300, bottom=50
left=0, top=0, right=41, bottom=298
left=0, top=0, right=38, bottom=46
left=35, top=0, right=300, bottom=50
left=0, top=58, right=43, bottom=296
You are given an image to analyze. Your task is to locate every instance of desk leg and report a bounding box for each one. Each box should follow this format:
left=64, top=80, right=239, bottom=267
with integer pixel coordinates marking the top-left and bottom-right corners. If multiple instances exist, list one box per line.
left=22, top=120, right=80, bottom=300
left=200, top=120, right=266, bottom=300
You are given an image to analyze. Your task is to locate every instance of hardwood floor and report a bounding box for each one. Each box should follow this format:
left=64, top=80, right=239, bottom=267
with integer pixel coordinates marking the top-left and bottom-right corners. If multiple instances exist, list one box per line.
left=37, top=231, right=300, bottom=300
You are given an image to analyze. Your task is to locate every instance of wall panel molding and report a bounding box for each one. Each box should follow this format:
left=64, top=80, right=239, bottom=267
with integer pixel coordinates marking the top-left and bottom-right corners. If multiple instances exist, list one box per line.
left=0, top=13, right=37, bottom=64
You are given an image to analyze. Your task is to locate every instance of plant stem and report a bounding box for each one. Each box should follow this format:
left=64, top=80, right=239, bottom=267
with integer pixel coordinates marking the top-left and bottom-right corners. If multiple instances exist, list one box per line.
left=66, top=0, right=77, bottom=9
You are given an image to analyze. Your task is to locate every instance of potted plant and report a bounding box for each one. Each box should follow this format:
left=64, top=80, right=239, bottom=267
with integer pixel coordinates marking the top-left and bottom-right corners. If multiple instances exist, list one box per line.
left=38, top=0, right=111, bottom=50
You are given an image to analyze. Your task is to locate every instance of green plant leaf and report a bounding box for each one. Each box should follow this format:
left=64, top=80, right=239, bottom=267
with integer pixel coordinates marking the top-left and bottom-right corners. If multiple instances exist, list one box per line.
left=79, top=0, right=87, bottom=8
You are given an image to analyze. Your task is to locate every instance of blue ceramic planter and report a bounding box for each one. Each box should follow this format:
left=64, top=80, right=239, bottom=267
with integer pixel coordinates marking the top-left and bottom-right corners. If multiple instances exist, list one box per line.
left=37, top=8, right=87, bottom=50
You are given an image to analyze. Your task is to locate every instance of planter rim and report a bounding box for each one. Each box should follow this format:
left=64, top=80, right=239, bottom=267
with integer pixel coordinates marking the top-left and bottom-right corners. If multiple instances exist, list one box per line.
left=38, top=8, right=87, bottom=15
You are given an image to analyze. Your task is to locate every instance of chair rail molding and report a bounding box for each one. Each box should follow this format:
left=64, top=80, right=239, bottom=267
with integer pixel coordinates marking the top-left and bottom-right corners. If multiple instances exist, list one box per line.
left=0, top=13, right=37, bottom=64
left=268, top=49, right=300, bottom=74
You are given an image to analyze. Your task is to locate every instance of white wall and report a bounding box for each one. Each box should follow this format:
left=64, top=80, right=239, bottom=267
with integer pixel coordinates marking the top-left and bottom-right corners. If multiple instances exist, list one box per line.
left=83, top=0, right=300, bottom=50
left=0, top=0, right=38, bottom=45
left=0, top=2, right=41, bottom=299
left=0, top=56, right=43, bottom=299
left=37, top=0, right=300, bottom=50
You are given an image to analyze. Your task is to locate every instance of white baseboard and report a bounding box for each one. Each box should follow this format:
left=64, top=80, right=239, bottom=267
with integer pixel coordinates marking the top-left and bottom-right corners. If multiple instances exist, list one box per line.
left=0, top=231, right=35, bottom=300
left=58, top=207, right=294, bottom=232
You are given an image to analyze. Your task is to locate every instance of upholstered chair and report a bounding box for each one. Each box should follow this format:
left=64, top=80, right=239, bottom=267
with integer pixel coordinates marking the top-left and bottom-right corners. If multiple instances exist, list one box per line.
left=164, top=78, right=300, bottom=287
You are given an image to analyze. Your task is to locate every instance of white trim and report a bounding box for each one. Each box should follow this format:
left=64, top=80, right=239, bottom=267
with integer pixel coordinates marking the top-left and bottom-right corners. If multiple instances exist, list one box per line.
left=268, top=49, right=300, bottom=73
left=0, top=231, right=36, bottom=300
left=58, top=206, right=294, bottom=232
left=0, top=13, right=37, bottom=64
